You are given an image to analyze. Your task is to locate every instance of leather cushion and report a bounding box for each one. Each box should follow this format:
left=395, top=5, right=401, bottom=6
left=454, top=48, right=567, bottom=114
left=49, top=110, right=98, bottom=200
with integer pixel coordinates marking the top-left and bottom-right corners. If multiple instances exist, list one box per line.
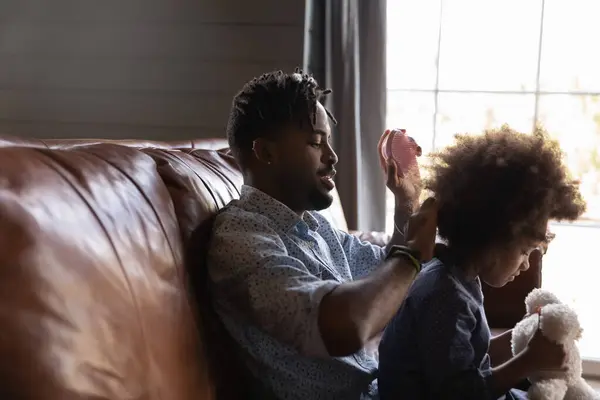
left=0, top=144, right=212, bottom=400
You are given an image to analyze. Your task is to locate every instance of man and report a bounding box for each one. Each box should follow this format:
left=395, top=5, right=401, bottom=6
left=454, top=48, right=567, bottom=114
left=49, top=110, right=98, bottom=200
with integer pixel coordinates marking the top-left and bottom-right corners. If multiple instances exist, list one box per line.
left=206, top=69, right=437, bottom=399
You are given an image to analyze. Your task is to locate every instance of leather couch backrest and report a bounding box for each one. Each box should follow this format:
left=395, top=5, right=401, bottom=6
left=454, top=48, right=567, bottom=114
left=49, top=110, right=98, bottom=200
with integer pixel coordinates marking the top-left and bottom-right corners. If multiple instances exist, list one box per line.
left=0, top=136, right=229, bottom=151
left=138, top=147, right=253, bottom=399
left=0, top=135, right=347, bottom=230
left=0, top=133, right=540, bottom=398
left=0, top=143, right=213, bottom=400
left=0, top=134, right=354, bottom=399
left=42, top=138, right=229, bottom=151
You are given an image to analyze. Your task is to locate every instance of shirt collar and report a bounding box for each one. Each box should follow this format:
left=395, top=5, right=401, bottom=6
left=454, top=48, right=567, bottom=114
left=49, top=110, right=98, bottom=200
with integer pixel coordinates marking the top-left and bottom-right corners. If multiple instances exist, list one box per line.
left=239, top=185, right=320, bottom=232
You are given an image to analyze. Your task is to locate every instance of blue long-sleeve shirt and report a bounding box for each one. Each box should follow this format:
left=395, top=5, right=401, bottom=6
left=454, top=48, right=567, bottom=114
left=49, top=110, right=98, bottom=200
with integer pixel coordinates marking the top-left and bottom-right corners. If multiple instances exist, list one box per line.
left=378, top=256, right=495, bottom=400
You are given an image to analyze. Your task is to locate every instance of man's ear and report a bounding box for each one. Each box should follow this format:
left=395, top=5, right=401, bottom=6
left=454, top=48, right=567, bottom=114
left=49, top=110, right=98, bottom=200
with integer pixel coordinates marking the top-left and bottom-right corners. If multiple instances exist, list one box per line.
left=252, top=138, right=276, bottom=165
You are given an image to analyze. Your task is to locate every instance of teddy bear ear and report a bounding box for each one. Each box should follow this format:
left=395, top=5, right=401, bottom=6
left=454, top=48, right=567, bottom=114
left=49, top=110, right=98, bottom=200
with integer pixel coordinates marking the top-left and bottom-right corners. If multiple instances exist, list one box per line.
left=525, top=288, right=561, bottom=314
left=575, top=326, right=584, bottom=341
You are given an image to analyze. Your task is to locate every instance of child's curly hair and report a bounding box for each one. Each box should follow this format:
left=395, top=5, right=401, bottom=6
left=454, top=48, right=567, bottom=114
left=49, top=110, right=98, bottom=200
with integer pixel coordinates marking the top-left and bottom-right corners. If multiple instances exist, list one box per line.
left=426, top=124, right=586, bottom=260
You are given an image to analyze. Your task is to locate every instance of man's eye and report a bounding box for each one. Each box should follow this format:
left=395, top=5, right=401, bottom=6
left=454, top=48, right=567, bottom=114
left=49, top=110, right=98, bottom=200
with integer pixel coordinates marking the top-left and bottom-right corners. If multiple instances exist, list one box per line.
left=310, top=142, right=322, bottom=148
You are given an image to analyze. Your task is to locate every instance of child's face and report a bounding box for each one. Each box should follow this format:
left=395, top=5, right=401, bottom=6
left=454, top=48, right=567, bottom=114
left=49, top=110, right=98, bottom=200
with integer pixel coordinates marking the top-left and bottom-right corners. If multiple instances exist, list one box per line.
left=479, top=240, right=541, bottom=288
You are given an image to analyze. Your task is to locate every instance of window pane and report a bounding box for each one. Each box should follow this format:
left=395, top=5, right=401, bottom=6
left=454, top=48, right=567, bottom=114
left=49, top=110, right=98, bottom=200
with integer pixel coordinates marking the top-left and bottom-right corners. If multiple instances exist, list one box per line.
left=537, top=94, right=600, bottom=221
left=435, top=93, right=535, bottom=149
left=386, top=0, right=441, bottom=90
left=543, top=223, right=600, bottom=361
left=438, top=0, right=542, bottom=91
left=539, top=0, right=600, bottom=92
left=387, top=91, right=436, bottom=154
left=534, top=94, right=600, bottom=360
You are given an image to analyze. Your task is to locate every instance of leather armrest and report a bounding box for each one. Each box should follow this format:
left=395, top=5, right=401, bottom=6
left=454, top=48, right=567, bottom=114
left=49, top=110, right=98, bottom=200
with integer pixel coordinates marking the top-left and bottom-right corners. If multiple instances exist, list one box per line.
left=482, top=248, right=543, bottom=329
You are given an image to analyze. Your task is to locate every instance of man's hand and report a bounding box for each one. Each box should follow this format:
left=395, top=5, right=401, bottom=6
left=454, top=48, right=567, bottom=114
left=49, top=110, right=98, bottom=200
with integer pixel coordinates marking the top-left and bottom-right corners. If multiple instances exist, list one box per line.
left=378, top=129, right=422, bottom=214
left=319, top=196, right=436, bottom=356
left=404, top=197, right=438, bottom=262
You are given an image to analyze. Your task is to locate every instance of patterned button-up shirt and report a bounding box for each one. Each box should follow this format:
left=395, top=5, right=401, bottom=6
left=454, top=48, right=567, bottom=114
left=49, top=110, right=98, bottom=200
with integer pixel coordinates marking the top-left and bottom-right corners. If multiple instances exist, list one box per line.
left=207, top=185, right=386, bottom=399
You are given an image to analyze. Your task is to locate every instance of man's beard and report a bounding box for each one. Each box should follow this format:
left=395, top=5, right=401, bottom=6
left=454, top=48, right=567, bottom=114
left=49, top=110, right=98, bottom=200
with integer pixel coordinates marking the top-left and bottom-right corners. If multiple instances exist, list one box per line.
left=307, top=188, right=334, bottom=211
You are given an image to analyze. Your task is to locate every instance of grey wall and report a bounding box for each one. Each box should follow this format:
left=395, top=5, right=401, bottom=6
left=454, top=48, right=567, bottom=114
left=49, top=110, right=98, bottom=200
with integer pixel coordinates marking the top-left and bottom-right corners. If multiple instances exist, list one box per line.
left=0, top=0, right=305, bottom=139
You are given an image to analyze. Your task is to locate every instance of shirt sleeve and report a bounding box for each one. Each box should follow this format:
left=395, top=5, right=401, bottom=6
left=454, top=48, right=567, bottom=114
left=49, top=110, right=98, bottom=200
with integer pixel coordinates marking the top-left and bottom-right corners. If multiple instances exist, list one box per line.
left=416, top=288, right=495, bottom=400
left=207, top=214, right=340, bottom=359
left=335, top=229, right=386, bottom=280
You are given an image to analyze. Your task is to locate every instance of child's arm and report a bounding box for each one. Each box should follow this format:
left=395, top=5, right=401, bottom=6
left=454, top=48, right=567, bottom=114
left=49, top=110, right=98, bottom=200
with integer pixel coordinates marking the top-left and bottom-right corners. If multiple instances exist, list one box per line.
left=488, top=329, right=513, bottom=366
left=487, top=350, right=533, bottom=396
left=489, top=329, right=567, bottom=396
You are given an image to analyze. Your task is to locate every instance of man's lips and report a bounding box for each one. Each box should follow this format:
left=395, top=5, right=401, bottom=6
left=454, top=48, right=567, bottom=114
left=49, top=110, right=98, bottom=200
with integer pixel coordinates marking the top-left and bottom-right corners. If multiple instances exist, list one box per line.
left=319, top=169, right=336, bottom=190
left=318, top=169, right=336, bottom=179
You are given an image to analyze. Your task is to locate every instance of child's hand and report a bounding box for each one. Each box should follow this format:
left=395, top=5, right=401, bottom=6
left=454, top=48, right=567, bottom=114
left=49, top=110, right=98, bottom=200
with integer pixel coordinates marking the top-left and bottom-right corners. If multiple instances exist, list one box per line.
left=524, top=329, right=567, bottom=374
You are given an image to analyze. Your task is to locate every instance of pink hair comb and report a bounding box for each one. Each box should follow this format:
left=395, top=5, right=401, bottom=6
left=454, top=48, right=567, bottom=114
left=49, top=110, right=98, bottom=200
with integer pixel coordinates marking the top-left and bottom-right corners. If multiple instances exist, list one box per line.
left=379, top=129, right=422, bottom=178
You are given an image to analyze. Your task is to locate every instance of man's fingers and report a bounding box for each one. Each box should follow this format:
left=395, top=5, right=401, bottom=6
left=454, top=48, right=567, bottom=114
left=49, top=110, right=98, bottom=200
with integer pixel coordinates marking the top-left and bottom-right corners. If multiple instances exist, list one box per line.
left=419, top=197, right=437, bottom=212
left=417, top=197, right=438, bottom=237
left=378, top=129, right=391, bottom=171
left=406, top=198, right=436, bottom=233
left=386, top=159, right=398, bottom=187
left=415, top=145, right=423, bottom=157
left=406, top=136, right=422, bottom=156
left=405, top=164, right=421, bottom=182
left=404, top=198, right=438, bottom=262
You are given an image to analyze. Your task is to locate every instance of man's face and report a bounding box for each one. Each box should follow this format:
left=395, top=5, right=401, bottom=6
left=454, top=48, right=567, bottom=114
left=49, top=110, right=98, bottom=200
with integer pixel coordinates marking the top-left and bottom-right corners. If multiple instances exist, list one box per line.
left=271, top=103, right=338, bottom=212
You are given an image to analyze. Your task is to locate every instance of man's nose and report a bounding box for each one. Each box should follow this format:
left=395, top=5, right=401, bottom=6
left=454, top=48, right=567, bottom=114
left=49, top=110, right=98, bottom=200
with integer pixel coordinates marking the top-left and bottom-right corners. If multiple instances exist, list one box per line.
left=324, top=143, right=338, bottom=165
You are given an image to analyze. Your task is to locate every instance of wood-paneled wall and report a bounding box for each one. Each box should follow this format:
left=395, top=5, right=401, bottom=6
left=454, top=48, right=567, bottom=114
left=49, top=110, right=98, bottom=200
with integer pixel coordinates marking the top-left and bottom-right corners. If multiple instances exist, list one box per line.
left=0, top=0, right=305, bottom=139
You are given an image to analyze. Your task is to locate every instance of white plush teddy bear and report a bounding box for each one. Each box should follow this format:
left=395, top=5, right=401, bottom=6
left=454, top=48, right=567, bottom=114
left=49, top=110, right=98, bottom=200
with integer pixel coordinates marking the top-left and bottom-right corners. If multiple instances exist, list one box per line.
left=511, top=288, right=600, bottom=400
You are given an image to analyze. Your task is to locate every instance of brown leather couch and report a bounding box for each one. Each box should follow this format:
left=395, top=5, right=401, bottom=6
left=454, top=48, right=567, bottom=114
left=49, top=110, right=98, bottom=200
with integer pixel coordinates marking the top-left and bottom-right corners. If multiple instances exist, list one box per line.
left=0, top=135, right=539, bottom=399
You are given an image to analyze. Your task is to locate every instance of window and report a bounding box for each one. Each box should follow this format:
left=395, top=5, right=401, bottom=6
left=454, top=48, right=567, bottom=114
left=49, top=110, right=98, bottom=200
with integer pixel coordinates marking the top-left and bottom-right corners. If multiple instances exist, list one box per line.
left=386, top=0, right=600, bottom=374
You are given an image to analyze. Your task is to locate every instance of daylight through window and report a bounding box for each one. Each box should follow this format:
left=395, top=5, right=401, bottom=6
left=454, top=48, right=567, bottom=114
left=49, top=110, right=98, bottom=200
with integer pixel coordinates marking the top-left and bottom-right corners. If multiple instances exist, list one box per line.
left=386, top=0, right=600, bottom=369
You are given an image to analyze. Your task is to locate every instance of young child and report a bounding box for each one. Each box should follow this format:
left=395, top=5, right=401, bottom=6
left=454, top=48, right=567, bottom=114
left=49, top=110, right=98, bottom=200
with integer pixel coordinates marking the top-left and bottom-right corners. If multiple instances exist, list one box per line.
left=377, top=125, right=586, bottom=400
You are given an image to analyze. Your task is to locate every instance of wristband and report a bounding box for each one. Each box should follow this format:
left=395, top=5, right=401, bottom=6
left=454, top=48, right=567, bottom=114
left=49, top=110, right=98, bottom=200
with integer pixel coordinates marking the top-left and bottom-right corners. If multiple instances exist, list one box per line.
left=386, top=245, right=422, bottom=274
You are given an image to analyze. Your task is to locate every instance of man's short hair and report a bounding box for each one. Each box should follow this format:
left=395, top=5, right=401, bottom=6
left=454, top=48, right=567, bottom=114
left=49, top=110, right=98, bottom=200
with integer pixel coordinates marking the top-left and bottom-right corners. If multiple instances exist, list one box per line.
left=226, top=68, right=336, bottom=168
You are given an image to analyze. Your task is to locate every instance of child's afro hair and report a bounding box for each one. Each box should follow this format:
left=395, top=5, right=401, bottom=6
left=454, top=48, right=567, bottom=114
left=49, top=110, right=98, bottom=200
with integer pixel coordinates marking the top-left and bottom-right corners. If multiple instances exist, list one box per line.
left=426, top=124, right=586, bottom=260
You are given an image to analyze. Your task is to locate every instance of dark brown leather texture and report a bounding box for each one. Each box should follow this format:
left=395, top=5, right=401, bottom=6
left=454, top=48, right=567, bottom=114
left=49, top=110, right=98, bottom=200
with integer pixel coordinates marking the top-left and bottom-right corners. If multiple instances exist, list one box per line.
left=0, top=142, right=213, bottom=400
left=0, top=134, right=538, bottom=398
